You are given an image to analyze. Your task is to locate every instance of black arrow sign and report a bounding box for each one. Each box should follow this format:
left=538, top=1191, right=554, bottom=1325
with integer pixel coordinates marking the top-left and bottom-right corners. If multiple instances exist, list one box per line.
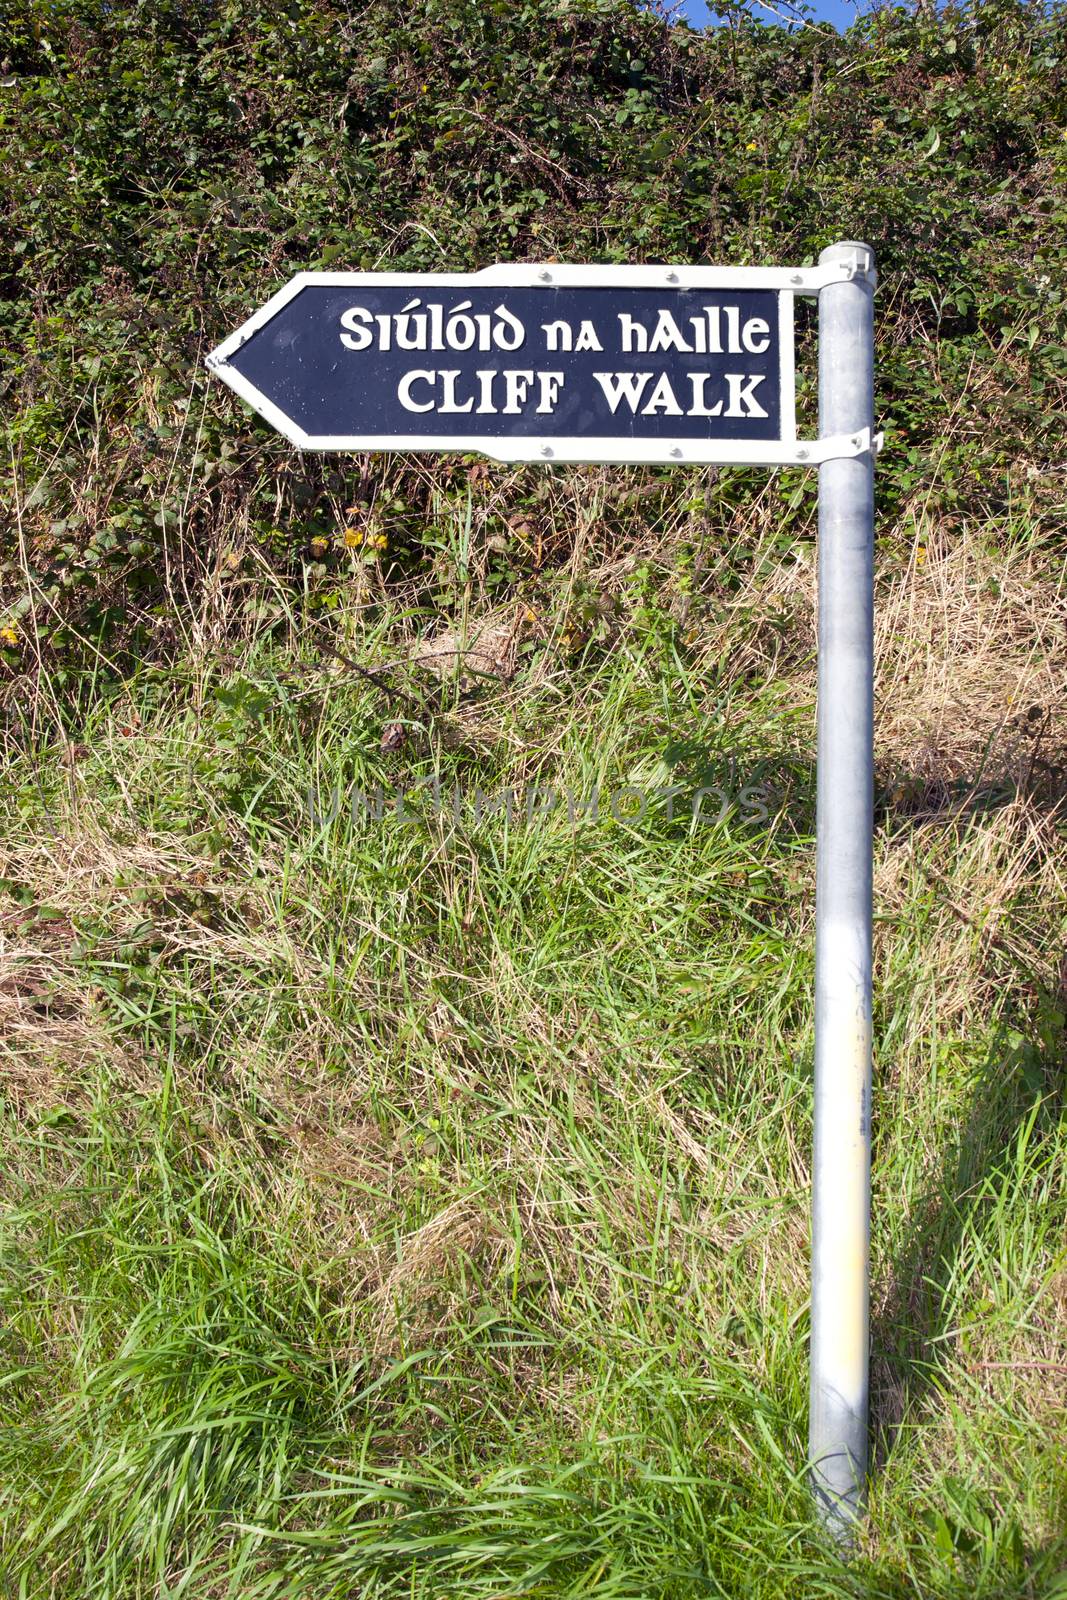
left=206, top=265, right=801, bottom=465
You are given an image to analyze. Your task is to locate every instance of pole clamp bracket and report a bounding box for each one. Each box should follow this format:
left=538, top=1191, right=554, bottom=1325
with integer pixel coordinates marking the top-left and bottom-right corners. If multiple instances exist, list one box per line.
left=791, top=427, right=883, bottom=464
left=786, top=257, right=879, bottom=295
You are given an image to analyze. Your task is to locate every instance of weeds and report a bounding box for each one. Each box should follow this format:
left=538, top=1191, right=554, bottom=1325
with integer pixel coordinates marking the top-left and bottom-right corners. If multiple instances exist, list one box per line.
left=2, top=477, right=1065, bottom=1595
left=2, top=0, right=1065, bottom=1591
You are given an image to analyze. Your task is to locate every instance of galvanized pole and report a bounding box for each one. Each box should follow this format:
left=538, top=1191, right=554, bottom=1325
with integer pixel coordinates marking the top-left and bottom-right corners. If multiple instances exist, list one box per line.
left=809, top=241, right=876, bottom=1532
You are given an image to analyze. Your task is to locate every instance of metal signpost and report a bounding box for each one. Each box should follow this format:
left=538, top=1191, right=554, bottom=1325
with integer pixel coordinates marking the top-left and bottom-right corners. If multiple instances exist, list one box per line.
left=208, top=245, right=878, bottom=1530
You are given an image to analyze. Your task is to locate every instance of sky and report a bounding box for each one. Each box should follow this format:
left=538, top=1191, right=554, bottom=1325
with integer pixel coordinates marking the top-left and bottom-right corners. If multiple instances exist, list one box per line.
left=678, top=0, right=873, bottom=31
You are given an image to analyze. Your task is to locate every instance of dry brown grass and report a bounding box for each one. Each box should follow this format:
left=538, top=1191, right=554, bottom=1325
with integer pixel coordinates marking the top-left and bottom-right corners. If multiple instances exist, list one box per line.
left=876, top=526, right=1067, bottom=811
left=0, top=904, right=123, bottom=1115
left=873, top=796, right=1065, bottom=1053
left=669, top=512, right=1067, bottom=815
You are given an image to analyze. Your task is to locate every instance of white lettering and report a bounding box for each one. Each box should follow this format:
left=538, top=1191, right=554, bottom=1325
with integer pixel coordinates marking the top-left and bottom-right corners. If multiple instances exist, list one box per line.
left=687, top=374, right=723, bottom=417
left=699, top=305, right=745, bottom=354
left=395, top=299, right=427, bottom=350
left=641, top=372, right=683, bottom=415
left=742, top=316, right=770, bottom=354
left=724, top=373, right=768, bottom=418
left=439, top=370, right=474, bottom=413
left=339, top=306, right=374, bottom=351
left=444, top=302, right=476, bottom=351
left=397, top=370, right=435, bottom=412
left=542, top=319, right=573, bottom=352
left=349, top=300, right=529, bottom=354
left=503, top=370, right=535, bottom=414
left=536, top=371, right=564, bottom=413
left=393, top=368, right=567, bottom=416
left=703, top=307, right=723, bottom=355
left=593, top=371, right=653, bottom=413
left=493, top=305, right=525, bottom=350
left=573, top=320, right=603, bottom=352
left=617, top=313, right=648, bottom=354
left=648, top=309, right=691, bottom=354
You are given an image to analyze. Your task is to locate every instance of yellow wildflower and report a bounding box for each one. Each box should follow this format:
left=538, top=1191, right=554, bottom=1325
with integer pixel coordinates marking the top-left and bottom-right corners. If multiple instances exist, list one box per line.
left=0, top=625, right=18, bottom=646
left=309, top=535, right=330, bottom=558
left=343, top=526, right=364, bottom=549
left=746, top=140, right=758, bottom=152
left=368, top=532, right=388, bottom=551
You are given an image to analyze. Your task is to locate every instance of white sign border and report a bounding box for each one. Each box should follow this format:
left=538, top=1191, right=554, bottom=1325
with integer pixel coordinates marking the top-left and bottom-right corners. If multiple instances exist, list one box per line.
left=206, top=264, right=868, bottom=466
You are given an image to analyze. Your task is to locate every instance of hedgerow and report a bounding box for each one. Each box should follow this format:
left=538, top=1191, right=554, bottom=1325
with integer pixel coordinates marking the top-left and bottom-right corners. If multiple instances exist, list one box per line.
left=1, top=0, right=1064, bottom=677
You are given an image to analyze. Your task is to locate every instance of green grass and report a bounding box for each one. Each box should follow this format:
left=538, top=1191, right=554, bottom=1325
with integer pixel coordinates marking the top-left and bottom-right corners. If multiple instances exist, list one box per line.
left=1, top=500, right=1065, bottom=1598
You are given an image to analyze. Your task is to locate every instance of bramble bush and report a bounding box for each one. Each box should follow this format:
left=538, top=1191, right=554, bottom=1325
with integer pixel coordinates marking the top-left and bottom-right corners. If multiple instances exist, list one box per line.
left=1, top=0, right=1064, bottom=679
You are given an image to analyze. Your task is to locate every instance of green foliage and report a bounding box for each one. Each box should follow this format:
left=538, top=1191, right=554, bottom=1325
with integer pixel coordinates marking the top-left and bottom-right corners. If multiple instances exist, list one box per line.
left=2, top=603, right=1065, bottom=1596
left=1, top=0, right=1065, bottom=671
left=1, top=9, right=1066, bottom=1593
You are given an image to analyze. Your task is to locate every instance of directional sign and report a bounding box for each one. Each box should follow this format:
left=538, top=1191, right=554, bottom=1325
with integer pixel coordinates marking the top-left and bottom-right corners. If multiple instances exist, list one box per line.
left=206, top=263, right=872, bottom=467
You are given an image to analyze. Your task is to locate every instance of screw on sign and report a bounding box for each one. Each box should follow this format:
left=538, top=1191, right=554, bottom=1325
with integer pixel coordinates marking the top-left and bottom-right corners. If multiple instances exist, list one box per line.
left=208, top=246, right=880, bottom=1535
